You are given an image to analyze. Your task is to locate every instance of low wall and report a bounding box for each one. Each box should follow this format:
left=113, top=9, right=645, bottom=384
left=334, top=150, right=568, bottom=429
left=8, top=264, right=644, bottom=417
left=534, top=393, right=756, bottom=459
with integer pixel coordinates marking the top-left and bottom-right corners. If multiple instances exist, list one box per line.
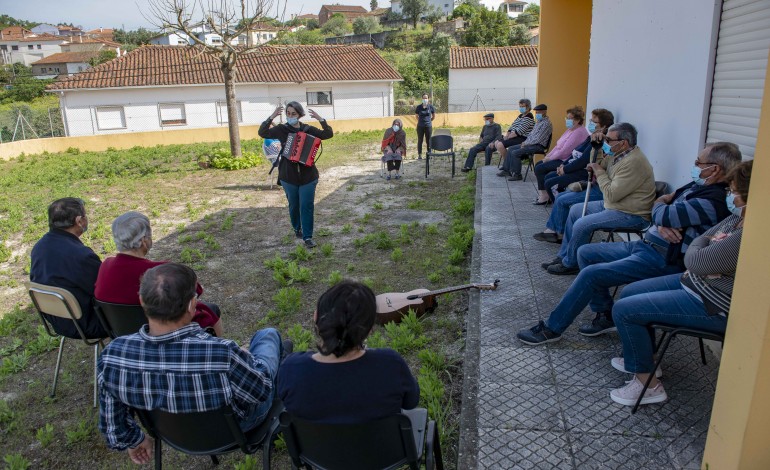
left=0, top=110, right=521, bottom=160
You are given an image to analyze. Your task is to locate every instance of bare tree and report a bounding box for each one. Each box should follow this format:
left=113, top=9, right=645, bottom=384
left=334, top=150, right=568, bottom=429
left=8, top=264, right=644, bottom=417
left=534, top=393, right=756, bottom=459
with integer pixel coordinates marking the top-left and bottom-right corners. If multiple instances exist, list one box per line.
left=145, top=0, right=277, bottom=157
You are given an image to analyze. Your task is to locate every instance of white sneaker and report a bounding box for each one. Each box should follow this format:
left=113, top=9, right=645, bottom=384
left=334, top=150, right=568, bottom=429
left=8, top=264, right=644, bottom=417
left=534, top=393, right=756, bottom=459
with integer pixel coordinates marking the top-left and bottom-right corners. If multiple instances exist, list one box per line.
left=611, top=357, right=662, bottom=378
left=610, top=376, right=667, bottom=406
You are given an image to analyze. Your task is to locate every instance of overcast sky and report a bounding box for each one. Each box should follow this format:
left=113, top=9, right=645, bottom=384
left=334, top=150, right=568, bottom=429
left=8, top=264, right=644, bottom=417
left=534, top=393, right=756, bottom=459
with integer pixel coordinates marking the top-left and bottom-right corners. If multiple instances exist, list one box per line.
left=4, top=0, right=538, bottom=31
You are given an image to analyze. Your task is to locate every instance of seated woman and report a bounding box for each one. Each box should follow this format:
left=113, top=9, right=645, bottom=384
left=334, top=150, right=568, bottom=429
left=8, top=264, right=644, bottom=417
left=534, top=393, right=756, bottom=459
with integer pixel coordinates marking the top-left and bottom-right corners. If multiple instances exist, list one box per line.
left=532, top=106, right=590, bottom=204
left=381, top=118, right=406, bottom=180
left=277, top=281, right=419, bottom=423
left=609, top=160, right=752, bottom=406
left=94, top=211, right=223, bottom=336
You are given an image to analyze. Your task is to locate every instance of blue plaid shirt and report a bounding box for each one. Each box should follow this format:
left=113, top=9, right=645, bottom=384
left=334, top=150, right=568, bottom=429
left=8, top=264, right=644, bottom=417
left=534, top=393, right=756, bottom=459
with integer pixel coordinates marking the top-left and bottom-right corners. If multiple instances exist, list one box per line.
left=97, top=324, right=273, bottom=450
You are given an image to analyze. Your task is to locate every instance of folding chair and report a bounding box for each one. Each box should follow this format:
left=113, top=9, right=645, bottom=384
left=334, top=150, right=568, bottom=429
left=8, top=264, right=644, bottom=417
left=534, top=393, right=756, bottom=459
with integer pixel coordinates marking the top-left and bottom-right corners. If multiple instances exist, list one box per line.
left=632, top=324, right=725, bottom=414
left=94, top=300, right=147, bottom=339
left=433, top=128, right=451, bottom=137
left=26, top=282, right=106, bottom=407
left=425, top=135, right=455, bottom=178
left=279, top=408, right=444, bottom=470
left=137, top=399, right=284, bottom=470
left=495, top=132, right=552, bottom=182
left=597, top=181, right=671, bottom=243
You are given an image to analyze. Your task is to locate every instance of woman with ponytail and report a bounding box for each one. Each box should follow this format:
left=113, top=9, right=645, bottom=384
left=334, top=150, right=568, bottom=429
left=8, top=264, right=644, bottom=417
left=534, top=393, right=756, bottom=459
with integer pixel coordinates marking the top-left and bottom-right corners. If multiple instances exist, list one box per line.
left=277, top=281, right=419, bottom=423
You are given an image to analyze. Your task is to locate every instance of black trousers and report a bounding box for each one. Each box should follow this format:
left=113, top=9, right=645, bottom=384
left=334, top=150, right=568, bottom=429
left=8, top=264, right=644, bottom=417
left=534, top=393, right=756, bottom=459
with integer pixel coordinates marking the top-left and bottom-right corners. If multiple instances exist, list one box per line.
left=416, top=125, right=432, bottom=156
left=534, top=159, right=564, bottom=190
left=386, top=160, right=402, bottom=171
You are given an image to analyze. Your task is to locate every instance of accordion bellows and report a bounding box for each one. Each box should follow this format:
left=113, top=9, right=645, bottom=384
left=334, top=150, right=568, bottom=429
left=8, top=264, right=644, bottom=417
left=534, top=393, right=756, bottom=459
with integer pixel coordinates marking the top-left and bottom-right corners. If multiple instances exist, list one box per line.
left=283, top=132, right=322, bottom=167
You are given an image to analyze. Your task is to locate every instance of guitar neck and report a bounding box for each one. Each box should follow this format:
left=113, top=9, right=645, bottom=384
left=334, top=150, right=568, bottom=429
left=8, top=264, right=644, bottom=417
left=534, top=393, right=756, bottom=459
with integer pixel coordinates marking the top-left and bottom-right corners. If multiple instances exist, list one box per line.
left=414, top=284, right=478, bottom=299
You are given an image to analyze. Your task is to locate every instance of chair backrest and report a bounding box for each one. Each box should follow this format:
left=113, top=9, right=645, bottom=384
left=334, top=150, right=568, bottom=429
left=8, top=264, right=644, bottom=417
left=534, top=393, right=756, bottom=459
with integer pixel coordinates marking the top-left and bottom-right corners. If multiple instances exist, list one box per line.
left=433, top=128, right=451, bottom=137
left=428, top=135, right=453, bottom=153
left=94, top=300, right=147, bottom=339
left=279, top=412, right=419, bottom=470
left=27, top=281, right=83, bottom=320
left=140, top=406, right=248, bottom=456
left=654, top=181, right=671, bottom=199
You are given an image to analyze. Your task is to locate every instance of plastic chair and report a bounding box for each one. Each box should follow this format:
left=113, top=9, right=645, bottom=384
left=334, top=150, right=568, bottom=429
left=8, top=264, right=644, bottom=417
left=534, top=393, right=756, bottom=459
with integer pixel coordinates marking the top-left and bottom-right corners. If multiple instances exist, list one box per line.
left=137, top=399, right=284, bottom=470
left=26, top=282, right=106, bottom=407
left=425, top=135, right=455, bottom=178
left=632, top=324, right=725, bottom=414
left=279, top=408, right=444, bottom=470
left=94, top=300, right=147, bottom=339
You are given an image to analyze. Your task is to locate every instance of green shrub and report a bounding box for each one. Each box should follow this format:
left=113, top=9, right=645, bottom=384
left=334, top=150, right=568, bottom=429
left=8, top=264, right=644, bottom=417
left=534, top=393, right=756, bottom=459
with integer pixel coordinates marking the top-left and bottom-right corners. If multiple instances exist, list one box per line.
left=327, top=270, right=344, bottom=286
left=36, top=423, right=55, bottom=448
left=65, top=418, right=95, bottom=446
left=287, top=323, right=314, bottom=352
left=273, top=287, right=302, bottom=315
left=366, top=331, right=388, bottom=348
left=208, top=149, right=262, bottom=170
left=418, top=349, right=447, bottom=373
left=321, top=243, right=333, bottom=257
left=289, top=244, right=313, bottom=261
left=3, top=453, right=30, bottom=470
left=390, top=247, right=403, bottom=262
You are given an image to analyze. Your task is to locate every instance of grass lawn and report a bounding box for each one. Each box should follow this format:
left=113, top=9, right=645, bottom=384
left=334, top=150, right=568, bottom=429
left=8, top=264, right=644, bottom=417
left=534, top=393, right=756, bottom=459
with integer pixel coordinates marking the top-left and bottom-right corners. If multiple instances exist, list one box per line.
left=0, top=126, right=482, bottom=469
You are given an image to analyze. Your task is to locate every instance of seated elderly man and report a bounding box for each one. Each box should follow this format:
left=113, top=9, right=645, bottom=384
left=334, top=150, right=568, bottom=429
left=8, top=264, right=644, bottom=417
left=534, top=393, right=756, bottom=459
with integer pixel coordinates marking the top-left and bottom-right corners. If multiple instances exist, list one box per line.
left=98, top=263, right=284, bottom=465
left=461, top=113, right=502, bottom=170
left=95, top=211, right=223, bottom=336
left=542, top=123, right=656, bottom=275
left=496, top=104, right=553, bottom=181
left=517, top=142, right=740, bottom=345
left=462, top=99, right=535, bottom=172
left=30, top=197, right=106, bottom=339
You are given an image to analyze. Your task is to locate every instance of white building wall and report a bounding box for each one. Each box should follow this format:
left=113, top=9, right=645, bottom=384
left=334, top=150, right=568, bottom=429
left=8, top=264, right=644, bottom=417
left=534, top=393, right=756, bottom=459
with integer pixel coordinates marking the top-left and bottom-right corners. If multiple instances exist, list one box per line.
left=448, top=67, right=537, bottom=112
left=586, top=0, right=722, bottom=188
left=59, top=81, right=396, bottom=136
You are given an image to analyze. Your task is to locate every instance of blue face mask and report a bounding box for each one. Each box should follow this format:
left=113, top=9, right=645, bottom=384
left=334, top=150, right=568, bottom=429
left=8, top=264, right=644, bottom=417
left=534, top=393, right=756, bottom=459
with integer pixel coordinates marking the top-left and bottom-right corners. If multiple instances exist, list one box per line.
left=587, top=121, right=597, bottom=133
left=287, top=117, right=299, bottom=126
left=726, top=192, right=744, bottom=217
left=565, top=119, right=574, bottom=128
left=535, top=113, right=544, bottom=122
left=519, top=107, right=527, bottom=114
left=602, top=141, right=613, bottom=156
left=691, top=165, right=715, bottom=185
left=392, top=125, right=400, bottom=132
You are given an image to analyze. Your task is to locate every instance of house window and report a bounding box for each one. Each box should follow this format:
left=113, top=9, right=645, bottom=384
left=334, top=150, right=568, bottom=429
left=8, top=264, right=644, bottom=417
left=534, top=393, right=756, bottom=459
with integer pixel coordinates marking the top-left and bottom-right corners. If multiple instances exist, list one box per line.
left=41, top=67, right=46, bottom=73
left=37, top=44, right=41, bottom=49
left=11, top=45, right=18, bottom=51
left=78, top=66, right=83, bottom=72
left=95, top=106, right=126, bottom=130
left=158, top=103, right=187, bottom=126
left=262, top=33, right=268, bottom=39
left=28, top=45, right=34, bottom=50
left=216, top=101, right=243, bottom=123
left=54, top=67, right=60, bottom=73
left=307, top=90, right=333, bottom=106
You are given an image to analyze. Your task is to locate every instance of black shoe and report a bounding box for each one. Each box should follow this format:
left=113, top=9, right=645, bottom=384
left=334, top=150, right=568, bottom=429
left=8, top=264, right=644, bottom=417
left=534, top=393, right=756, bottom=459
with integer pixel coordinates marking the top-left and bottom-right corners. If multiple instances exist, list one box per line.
left=418, top=155, right=423, bottom=160
left=461, top=167, right=471, bottom=173
left=533, top=232, right=561, bottom=243
left=507, top=174, right=523, bottom=181
left=496, top=170, right=510, bottom=177
left=541, top=256, right=562, bottom=269
left=532, top=199, right=550, bottom=206
left=304, top=238, right=317, bottom=248
left=281, top=339, right=294, bottom=362
left=547, top=262, right=580, bottom=275
left=517, top=320, right=562, bottom=345
left=294, top=229, right=303, bottom=239
left=579, top=312, right=617, bottom=337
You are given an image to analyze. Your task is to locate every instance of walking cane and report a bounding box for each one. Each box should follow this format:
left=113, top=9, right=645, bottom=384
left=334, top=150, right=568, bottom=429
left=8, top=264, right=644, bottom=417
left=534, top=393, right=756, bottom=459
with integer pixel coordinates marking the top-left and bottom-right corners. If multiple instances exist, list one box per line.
left=581, top=145, right=601, bottom=218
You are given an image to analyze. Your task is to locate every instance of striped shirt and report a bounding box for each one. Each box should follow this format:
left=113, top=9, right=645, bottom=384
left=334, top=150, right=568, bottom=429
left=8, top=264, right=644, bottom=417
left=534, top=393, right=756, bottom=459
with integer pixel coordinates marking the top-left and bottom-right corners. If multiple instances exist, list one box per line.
left=682, top=214, right=743, bottom=315
left=508, top=113, right=535, bottom=137
left=522, top=116, right=553, bottom=148
left=97, top=324, right=273, bottom=450
left=644, top=184, right=725, bottom=254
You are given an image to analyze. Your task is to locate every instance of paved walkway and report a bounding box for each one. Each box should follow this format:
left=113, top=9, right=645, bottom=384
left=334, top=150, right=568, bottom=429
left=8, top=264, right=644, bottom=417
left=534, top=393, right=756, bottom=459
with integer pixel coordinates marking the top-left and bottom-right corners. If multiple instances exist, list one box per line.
left=458, top=166, right=719, bottom=470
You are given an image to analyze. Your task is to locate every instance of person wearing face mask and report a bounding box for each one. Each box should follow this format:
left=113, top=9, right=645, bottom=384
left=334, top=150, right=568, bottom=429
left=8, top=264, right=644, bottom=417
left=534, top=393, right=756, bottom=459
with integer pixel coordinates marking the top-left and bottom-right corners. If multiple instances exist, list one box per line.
left=517, top=142, right=740, bottom=346
left=462, top=113, right=502, bottom=170
left=497, top=103, right=553, bottom=180
left=381, top=118, right=407, bottom=180
left=260, top=101, right=334, bottom=249
left=531, top=106, right=591, bottom=203
left=30, top=197, right=107, bottom=339
left=94, top=212, right=224, bottom=337
left=463, top=99, right=536, bottom=172
left=415, top=93, right=436, bottom=160
left=607, top=159, right=752, bottom=407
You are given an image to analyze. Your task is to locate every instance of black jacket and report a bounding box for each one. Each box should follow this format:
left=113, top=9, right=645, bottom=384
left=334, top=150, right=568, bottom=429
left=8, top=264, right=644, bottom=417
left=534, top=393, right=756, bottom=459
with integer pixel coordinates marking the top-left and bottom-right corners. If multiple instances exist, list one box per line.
left=259, top=119, right=334, bottom=186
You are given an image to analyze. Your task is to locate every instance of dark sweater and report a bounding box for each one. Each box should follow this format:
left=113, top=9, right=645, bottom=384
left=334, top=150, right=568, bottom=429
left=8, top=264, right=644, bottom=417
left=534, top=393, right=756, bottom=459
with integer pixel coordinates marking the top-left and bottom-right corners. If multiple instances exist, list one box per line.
left=258, top=120, right=334, bottom=186
left=478, top=123, right=502, bottom=146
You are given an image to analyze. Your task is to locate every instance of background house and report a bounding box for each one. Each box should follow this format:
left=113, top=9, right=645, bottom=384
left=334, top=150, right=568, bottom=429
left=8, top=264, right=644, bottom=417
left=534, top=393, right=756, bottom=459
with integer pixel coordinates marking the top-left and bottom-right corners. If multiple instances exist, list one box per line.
left=150, top=32, right=192, bottom=46
left=48, top=44, right=402, bottom=136
left=61, top=37, right=121, bottom=53
left=31, top=51, right=98, bottom=78
left=30, top=24, right=60, bottom=36
left=246, top=22, right=280, bottom=46
left=318, top=5, right=369, bottom=25
left=391, top=0, right=454, bottom=17
left=500, top=0, right=528, bottom=18
left=0, top=33, right=68, bottom=66
left=448, top=45, right=538, bottom=112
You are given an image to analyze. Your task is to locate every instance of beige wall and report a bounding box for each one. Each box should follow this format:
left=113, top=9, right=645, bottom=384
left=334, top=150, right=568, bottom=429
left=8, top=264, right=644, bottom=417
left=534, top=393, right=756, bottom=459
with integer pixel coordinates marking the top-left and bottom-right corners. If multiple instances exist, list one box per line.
left=0, top=110, right=523, bottom=160
left=702, top=48, right=770, bottom=470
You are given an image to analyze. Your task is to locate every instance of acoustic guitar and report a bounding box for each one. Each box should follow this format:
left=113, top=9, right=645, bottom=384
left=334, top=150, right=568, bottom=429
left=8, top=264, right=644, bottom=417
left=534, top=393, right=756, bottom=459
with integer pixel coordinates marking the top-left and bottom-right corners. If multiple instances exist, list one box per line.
left=375, top=280, right=500, bottom=325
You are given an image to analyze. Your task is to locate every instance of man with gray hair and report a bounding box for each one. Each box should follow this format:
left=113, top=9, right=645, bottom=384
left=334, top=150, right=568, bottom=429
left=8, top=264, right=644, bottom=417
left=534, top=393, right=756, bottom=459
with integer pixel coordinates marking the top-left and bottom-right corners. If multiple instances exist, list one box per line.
left=517, top=141, right=741, bottom=345
left=30, top=197, right=106, bottom=338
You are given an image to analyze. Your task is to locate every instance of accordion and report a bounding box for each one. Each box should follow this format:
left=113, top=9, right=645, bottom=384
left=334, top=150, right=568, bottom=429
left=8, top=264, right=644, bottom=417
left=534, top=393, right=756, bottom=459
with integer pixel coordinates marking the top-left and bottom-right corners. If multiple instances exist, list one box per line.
left=282, top=131, right=322, bottom=167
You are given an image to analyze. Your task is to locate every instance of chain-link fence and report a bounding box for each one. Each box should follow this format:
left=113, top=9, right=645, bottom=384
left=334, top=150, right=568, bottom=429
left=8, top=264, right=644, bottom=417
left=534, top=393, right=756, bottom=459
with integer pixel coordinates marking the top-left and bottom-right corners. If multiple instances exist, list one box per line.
left=395, top=85, right=536, bottom=115
left=0, top=106, right=65, bottom=142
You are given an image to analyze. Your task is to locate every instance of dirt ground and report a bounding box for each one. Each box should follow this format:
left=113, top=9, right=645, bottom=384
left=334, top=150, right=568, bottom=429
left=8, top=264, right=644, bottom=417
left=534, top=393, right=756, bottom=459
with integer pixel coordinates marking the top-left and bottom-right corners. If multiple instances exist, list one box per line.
left=0, top=139, right=478, bottom=469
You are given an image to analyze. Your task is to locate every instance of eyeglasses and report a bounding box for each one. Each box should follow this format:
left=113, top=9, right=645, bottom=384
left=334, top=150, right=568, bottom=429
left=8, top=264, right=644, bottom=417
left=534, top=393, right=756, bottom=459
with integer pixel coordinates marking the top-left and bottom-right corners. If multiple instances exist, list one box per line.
left=605, top=137, right=623, bottom=144
left=725, top=187, right=740, bottom=196
left=694, top=159, right=715, bottom=167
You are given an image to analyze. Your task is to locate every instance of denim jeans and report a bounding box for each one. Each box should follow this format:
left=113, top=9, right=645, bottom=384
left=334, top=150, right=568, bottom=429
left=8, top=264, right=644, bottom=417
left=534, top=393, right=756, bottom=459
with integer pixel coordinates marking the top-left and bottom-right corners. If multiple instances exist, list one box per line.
left=502, top=144, right=545, bottom=175
left=545, top=187, right=602, bottom=234
left=280, top=178, right=318, bottom=240
left=557, top=201, right=649, bottom=268
left=612, top=274, right=727, bottom=374
left=239, top=328, right=283, bottom=431
left=544, top=241, right=683, bottom=334
left=543, top=172, right=588, bottom=202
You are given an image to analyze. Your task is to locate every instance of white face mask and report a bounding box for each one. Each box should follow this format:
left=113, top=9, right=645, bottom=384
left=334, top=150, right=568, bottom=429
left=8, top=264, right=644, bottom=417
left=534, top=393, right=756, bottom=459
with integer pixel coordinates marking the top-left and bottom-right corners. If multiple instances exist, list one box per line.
left=392, top=125, right=400, bottom=132
left=422, top=99, right=428, bottom=105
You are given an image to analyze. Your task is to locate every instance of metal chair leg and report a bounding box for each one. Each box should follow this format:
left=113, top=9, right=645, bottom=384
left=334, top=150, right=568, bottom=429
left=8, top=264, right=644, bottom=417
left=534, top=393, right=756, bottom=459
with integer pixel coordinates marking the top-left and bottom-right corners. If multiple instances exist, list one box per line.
left=51, top=336, right=66, bottom=398
left=93, top=343, right=101, bottom=408
left=155, top=435, right=163, bottom=470
left=633, top=333, right=674, bottom=414
left=698, top=338, right=708, bottom=365
left=425, top=155, right=430, bottom=178
left=210, top=455, right=219, bottom=465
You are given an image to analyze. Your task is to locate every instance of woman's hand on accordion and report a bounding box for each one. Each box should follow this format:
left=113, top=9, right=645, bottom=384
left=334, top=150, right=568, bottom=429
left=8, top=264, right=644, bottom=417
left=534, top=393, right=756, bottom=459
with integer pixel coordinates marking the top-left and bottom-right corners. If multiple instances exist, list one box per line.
left=308, top=109, right=324, bottom=122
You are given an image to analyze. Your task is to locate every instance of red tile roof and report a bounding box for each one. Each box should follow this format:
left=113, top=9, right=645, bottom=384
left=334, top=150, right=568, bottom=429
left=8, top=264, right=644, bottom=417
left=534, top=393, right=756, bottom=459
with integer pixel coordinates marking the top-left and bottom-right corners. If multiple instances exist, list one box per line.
left=63, top=37, right=122, bottom=48
left=450, top=45, right=538, bottom=69
left=17, top=33, right=67, bottom=42
left=49, top=44, right=401, bottom=90
left=0, top=26, right=33, bottom=39
left=296, top=14, right=319, bottom=19
left=32, top=51, right=99, bottom=65
left=321, top=4, right=368, bottom=12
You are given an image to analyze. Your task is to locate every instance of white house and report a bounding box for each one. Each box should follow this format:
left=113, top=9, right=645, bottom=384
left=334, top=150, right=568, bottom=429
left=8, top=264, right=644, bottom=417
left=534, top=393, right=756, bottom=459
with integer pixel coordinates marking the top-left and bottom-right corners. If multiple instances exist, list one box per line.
left=48, top=44, right=402, bottom=136
left=0, top=33, right=67, bottom=66
left=246, top=22, right=280, bottom=46
left=150, top=25, right=246, bottom=46
left=448, top=45, right=538, bottom=112
left=500, top=0, right=528, bottom=18
left=31, top=51, right=98, bottom=78
left=391, top=0, right=454, bottom=17
left=150, top=32, right=192, bottom=46
left=30, top=24, right=60, bottom=36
